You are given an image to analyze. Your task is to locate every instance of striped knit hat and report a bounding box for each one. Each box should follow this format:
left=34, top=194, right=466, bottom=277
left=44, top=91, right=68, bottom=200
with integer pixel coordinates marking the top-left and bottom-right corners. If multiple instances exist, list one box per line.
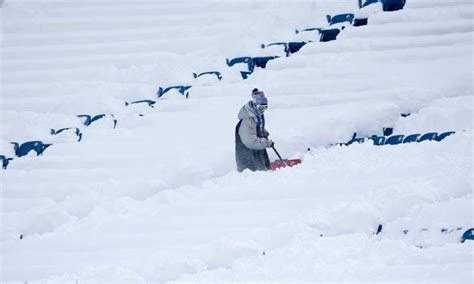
left=251, top=88, right=267, bottom=105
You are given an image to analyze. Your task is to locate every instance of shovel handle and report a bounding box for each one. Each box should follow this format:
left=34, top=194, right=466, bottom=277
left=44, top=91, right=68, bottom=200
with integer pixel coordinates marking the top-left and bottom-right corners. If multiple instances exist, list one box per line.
left=271, top=145, right=284, bottom=161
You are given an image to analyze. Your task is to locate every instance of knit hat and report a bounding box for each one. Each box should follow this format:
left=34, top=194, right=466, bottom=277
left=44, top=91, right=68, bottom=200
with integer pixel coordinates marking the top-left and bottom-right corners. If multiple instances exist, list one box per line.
left=251, top=88, right=267, bottom=105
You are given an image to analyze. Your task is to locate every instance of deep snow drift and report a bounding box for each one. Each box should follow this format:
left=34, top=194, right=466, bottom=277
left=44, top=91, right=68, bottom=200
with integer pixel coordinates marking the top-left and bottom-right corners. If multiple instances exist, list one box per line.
left=1, top=0, right=473, bottom=283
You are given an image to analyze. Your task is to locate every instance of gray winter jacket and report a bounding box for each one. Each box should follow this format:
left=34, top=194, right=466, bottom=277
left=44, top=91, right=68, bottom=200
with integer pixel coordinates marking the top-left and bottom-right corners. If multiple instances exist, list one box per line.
left=237, top=102, right=273, bottom=150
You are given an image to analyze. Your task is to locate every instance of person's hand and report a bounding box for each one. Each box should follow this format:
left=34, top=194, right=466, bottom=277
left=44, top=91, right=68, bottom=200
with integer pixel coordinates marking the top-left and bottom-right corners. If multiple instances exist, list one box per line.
left=264, top=130, right=270, bottom=138
left=268, top=140, right=274, bottom=148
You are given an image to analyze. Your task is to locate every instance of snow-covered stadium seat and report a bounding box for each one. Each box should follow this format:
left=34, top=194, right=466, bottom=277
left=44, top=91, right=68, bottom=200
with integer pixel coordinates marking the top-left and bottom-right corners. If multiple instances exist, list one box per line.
left=402, top=134, right=420, bottom=144
left=418, top=132, right=438, bottom=143
left=436, top=131, right=455, bottom=142
left=359, top=0, right=379, bottom=8
left=226, top=56, right=254, bottom=72
left=77, top=114, right=105, bottom=126
left=461, top=228, right=474, bottom=243
left=359, top=0, right=404, bottom=11
left=326, top=13, right=354, bottom=26
left=353, top=18, right=368, bottom=27
left=227, top=56, right=278, bottom=79
left=157, top=85, right=192, bottom=99
left=319, top=28, right=341, bottom=42
left=125, top=99, right=156, bottom=108
left=0, top=155, right=13, bottom=170
left=345, top=133, right=365, bottom=146
left=382, top=0, right=406, bottom=12
left=369, top=135, right=385, bottom=146
left=253, top=56, right=279, bottom=69
left=50, top=127, right=83, bottom=142
left=262, top=42, right=308, bottom=57
left=288, top=42, right=308, bottom=54
left=11, top=141, right=52, bottom=157
left=384, top=135, right=404, bottom=145
left=383, top=127, right=394, bottom=136
left=240, top=71, right=252, bottom=80
left=295, top=27, right=321, bottom=35
left=77, top=114, right=117, bottom=128
left=192, top=71, right=222, bottom=81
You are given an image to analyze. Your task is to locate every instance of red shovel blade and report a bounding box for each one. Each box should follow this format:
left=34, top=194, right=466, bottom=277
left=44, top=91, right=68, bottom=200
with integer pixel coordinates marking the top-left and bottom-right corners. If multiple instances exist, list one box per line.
left=271, top=159, right=302, bottom=170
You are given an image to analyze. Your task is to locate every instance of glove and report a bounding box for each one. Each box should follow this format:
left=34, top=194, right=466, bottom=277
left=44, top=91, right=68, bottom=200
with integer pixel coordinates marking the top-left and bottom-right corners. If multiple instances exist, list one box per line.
left=268, top=140, right=274, bottom=148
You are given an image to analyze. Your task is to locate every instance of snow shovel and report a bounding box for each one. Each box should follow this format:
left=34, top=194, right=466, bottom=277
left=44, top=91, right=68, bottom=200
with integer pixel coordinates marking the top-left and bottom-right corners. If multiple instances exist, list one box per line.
left=270, top=145, right=302, bottom=170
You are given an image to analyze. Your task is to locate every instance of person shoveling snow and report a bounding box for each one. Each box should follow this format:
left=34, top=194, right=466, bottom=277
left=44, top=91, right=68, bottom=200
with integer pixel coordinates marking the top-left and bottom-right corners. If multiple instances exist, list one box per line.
left=235, top=88, right=301, bottom=172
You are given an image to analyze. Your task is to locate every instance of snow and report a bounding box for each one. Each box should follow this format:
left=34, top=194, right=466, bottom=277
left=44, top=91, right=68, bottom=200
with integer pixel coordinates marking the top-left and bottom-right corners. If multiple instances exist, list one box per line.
left=1, top=0, right=473, bottom=283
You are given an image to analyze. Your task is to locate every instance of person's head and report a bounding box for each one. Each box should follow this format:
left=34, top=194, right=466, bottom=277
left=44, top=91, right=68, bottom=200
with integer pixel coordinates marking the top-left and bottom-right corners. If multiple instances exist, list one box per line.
left=251, top=88, right=268, bottom=114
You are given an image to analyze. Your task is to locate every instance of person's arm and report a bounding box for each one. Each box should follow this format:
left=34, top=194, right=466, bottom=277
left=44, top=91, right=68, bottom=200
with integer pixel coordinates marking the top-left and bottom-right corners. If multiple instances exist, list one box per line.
left=239, top=118, right=273, bottom=150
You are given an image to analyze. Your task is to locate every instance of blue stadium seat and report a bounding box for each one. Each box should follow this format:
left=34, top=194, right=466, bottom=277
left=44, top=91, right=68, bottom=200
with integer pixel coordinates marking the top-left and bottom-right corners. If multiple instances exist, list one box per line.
left=326, top=13, right=354, bottom=26
left=51, top=127, right=83, bottom=142
left=403, top=134, right=420, bottom=144
left=418, top=132, right=438, bottom=143
left=77, top=114, right=92, bottom=126
left=1, top=155, right=13, bottom=169
left=288, top=42, right=307, bottom=55
left=263, top=42, right=307, bottom=57
left=384, top=135, right=404, bottom=145
left=11, top=141, right=52, bottom=157
left=77, top=114, right=116, bottom=128
left=111, top=114, right=117, bottom=128
left=261, top=42, right=285, bottom=49
left=319, top=28, right=341, bottom=42
left=90, top=114, right=106, bottom=124
left=345, top=133, right=365, bottom=146
left=192, top=71, right=223, bottom=81
left=359, top=0, right=379, bottom=8
left=262, top=42, right=289, bottom=56
left=253, top=56, right=279, bottom=69
left=369, top=135, right=385, bottom=146
left=240, top=71, right=252, bottom=80
left=226, top=56, right=254, bottom=72
left=346, top=137, right=365, bottom=146
left=461, top=228, right=474, bottom=243
left=125, top=99, right=156, bottom=108
left=77, top=114, right=105, bottom=126
left=382, top=0, right=405, bottom=11
left=375, top=224, right=383, bottom=235
left=157, top=85, right=192, bottom=99
left=436, top=131, right=455, bottom=142
left=295, top=27, right=321, bottom=34
left=353, top=18, right=368, bottom=27
left=383, top=127, right=393, bottom=136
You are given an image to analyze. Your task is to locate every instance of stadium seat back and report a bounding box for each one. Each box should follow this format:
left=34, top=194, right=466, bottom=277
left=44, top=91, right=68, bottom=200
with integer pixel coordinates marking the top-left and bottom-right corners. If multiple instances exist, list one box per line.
left=385, top=135, right=404, bottom=145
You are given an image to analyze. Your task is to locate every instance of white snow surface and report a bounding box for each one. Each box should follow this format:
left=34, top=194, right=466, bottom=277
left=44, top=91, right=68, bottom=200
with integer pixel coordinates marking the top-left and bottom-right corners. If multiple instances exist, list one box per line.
left=1, top=0, right=473, bottom=283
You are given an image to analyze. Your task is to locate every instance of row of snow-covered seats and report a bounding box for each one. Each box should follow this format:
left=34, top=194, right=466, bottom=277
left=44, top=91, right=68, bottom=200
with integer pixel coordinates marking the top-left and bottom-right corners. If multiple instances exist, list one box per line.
left=154, top=1, right=408, bottom=94
left=1, top=89, right=200, bottom=169
left=0, top=114, right=116, bottom=170
left=225, top=0, right=406, bottom=80
left=147, top=8, right=364, bottom=96
left=373, top=225, right=474, bottom=244
left=344, top=131, right=456, bottom=146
